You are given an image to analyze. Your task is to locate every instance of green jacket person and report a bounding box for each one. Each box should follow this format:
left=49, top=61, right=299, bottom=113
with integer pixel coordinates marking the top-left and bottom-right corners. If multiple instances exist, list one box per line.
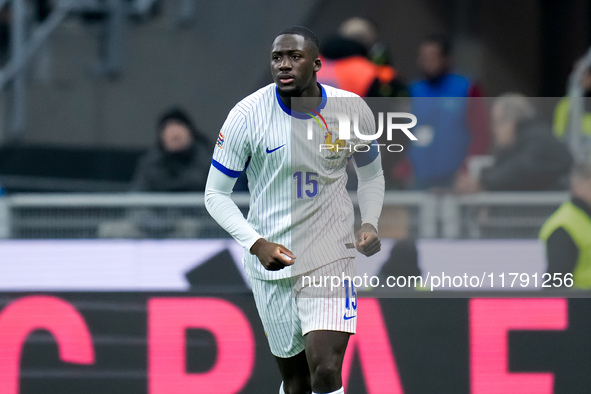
left=540, top=162, right=591, bottom=288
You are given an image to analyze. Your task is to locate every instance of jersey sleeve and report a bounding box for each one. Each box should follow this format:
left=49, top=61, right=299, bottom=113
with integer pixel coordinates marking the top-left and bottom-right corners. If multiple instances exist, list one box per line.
left=211, top=107, right=251, bottom=178
left=204, top=165, right=262, bottom=250
left=353, top=150, right=384, bottom=229
left=351, top=99, right=377, bottom=150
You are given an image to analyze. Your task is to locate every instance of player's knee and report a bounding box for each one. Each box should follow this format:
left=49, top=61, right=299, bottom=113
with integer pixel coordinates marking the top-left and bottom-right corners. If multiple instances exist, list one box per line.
left=283, top=379, right=311, bottom=394
left=310, top=362, right=341, bottom=386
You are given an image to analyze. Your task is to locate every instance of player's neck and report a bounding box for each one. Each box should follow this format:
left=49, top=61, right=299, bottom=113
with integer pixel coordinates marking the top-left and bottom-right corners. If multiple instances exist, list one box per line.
left=280, top=83, right=322, bottom=112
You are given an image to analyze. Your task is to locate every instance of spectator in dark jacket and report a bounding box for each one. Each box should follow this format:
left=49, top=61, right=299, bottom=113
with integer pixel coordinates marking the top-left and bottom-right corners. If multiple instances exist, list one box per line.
left=99, top=107, right=211, bottom=238
left=456, top=94, right=573, bottom=192
left=131, top=107, right=211, bottom=192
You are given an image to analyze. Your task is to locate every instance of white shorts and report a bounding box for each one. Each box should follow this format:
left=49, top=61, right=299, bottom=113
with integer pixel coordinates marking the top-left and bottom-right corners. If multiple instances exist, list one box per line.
left=248, top=258, right=357, bottom=358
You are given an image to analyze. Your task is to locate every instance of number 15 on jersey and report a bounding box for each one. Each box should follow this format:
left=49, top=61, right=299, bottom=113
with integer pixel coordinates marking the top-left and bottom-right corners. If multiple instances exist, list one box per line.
left=293, top=171, right=319, bottom=199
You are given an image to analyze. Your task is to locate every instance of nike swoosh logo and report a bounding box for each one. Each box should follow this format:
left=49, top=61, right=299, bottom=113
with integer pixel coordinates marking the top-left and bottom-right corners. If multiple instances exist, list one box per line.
left=266, top=144, right=285, bottom=154
left=343, top=314, right=357, bottom=320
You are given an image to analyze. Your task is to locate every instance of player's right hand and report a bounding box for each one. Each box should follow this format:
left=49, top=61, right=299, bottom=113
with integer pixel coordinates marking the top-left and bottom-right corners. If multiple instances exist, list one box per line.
left=250, top=238, right=296, bottom=271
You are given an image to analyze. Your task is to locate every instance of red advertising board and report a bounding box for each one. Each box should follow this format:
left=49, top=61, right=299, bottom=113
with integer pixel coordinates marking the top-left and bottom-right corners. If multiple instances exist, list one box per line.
left=0, top=293, right=587, bottom=393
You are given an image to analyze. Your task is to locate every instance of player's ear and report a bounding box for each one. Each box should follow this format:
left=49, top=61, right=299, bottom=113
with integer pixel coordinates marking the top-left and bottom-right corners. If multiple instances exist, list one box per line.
left=314, top=57, right=322, bottom=72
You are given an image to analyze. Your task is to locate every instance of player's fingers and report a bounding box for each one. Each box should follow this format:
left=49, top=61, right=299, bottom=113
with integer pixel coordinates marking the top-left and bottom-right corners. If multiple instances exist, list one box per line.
left=356, top=231, right=367, bottom=245
left=279, top=254, right=294, bottom=266
left=280, top=247, right=296, bottom=259
left=364, top=242, right=381, bottom=256
left=273, top=246, right=295, bottom=267
left=373, top=242, right=382, bottom=253
left=278, top=245, right=296, bottom=259
left=271, top=249, right=294, bottom=266
left=364, top=234, right=380, bottom=249
left=358, top=231, right=374, bottom=246
left=355, top=229, right=363, bottom=240
left=359, top=236, right=380, bottom=256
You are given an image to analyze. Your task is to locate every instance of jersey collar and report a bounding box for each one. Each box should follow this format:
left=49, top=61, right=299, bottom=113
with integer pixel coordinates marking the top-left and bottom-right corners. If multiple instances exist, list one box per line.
left=275, top=83, right=327, bottom=119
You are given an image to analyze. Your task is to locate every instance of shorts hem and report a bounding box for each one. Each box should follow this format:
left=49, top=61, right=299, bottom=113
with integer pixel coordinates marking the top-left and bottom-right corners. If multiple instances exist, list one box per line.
left=302, top=326, right=357, bottom=336
left=270, top=343, right=306, bottom=359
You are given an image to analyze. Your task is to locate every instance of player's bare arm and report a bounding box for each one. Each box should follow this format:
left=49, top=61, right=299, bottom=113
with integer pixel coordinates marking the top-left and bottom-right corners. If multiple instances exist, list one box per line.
left=250, top=238, right=296, bottom=271
left=355, top=223, right=381, bottom=256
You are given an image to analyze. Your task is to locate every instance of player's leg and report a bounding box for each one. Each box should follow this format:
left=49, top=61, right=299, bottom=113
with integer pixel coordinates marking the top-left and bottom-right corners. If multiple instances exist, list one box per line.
left=305, top=330, right=349, bottom=393
left=296, top=258, right=357, bottom=394
left=275, top=350, right=311, bottom=394
left=249, top=276, right=309, bottom=393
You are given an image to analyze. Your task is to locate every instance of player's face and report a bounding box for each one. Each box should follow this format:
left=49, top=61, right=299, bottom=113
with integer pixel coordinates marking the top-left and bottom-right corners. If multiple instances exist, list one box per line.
left=271, top=34, right=321, bottom=97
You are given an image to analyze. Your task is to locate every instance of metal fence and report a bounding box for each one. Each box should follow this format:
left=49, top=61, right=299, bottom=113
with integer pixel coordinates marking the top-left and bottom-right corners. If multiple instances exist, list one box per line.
left=0, top=191, right=569, bottom=240
left=441, top=192, right=568, bottom=239
left=0, top=193, right=248, bottom=239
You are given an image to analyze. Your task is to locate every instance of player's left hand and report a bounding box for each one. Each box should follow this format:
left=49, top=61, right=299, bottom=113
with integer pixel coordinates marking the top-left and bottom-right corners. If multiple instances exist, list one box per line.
left=355, top=223, right=381, bottom=257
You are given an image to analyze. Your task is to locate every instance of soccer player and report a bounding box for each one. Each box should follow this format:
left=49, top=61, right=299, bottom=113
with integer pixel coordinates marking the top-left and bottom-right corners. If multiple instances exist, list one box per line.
left=205, top=26, right=385, bottom=394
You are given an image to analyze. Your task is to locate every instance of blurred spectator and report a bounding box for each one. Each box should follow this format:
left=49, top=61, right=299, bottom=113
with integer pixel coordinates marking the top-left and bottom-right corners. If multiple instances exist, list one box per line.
left=336, top=16, right=408, bottom=97
left=339, top=17, right=385, bottom=66
left=99, top=106, right=211, bottom=238
left=375, top=239, right=423, bottom=290
left=455, top=94, right=572, bottom=193
left=552, top=63, right=591, bottom=150
left=317, top=26, right=407, bottom=98
left=408, top=34, right=489, bottom=190
left=317, top=17, right=409, bottom=189
left=540, top=162, right=591, bottom=289
left=131, top=107, right=210, bottom=192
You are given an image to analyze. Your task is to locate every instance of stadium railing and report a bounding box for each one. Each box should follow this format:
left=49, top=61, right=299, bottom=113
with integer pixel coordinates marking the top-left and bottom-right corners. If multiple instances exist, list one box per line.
left=441, top=192, right=568, bottom=239
left=0, top=192, right=568, bottom=240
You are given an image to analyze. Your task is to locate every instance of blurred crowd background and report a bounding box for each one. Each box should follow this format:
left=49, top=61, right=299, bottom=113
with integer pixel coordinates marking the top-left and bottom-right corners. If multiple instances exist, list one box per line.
left=0, top=0, right=589, bottom=245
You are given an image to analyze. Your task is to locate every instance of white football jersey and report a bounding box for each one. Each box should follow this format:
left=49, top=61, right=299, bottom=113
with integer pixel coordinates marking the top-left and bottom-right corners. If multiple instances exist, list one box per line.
left=212, top=83, right=376, bottom=280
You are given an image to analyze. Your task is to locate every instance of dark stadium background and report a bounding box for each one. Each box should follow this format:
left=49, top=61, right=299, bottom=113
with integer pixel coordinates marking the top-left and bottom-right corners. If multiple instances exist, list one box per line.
left=0, top=1, right=590, bottom=393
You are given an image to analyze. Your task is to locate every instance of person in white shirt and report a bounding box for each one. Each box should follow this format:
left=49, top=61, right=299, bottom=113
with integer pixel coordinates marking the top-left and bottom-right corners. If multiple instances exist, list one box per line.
left=205, top=26, right=385, bottom=394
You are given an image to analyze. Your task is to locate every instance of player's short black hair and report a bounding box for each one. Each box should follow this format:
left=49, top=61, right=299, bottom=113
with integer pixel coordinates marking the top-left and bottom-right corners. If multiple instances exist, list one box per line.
left=276, top=26, right=319, bottom=54
left=422, top=33, right=452, bottom=57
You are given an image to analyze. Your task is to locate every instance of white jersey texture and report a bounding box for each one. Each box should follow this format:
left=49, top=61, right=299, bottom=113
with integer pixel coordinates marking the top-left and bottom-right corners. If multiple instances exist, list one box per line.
left=211, top=83, right=377, bottom=280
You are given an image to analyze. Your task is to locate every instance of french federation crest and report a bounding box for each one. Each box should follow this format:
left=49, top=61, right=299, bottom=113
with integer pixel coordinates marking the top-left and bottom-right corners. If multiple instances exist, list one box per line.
left=324, top=131, right=345, bottom=160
